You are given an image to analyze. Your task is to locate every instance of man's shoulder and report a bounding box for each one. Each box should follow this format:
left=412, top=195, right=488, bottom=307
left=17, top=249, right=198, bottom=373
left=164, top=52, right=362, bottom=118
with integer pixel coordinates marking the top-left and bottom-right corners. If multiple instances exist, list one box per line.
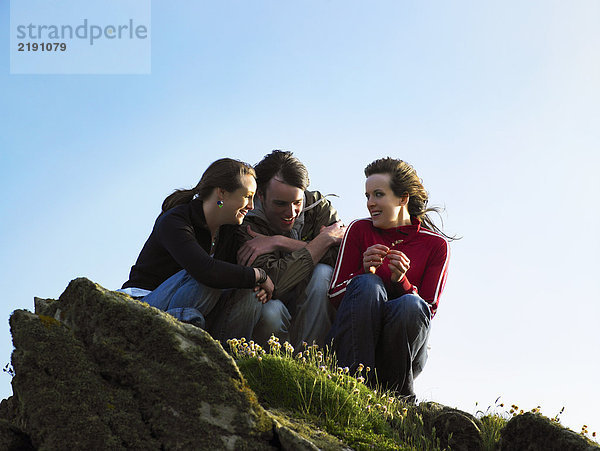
left=304, top=190, right=332, bottom=205
left=303, top=190, right=338, bottom=217
left=241, top=214, right=276, bottom=236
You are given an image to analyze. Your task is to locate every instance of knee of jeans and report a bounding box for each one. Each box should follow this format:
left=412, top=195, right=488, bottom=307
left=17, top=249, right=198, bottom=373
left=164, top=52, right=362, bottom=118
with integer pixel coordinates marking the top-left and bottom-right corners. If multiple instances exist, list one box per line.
left=312, top=263, right=333, bottom=284
left=395, top=294, right=431, bottom=325
left=260, top=300, right=291, bottom=329
left=346, top=273, right=386, bottom=299
left=305, top=263, right=334, bottom=295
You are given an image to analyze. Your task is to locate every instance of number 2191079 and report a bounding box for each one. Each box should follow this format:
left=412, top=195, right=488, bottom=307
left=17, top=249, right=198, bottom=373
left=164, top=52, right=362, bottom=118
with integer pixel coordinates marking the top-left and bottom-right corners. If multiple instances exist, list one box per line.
left=18, top=42, right=67, bottom=51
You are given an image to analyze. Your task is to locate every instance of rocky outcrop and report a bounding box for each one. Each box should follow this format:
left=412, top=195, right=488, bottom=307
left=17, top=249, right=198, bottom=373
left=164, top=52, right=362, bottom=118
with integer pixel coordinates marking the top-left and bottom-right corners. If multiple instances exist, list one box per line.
left=499, top=412, right=598, bottom=450
left=0, top=278, right=597, bottom=450
left=418, top=402, right=484, bottom=451
left=4, top=278, right=276, bottom=450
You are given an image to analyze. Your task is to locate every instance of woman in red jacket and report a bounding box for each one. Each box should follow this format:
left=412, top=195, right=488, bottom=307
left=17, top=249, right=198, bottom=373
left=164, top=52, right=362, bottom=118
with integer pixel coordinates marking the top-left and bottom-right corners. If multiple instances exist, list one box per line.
left=327, top=157, right=452, bottom=399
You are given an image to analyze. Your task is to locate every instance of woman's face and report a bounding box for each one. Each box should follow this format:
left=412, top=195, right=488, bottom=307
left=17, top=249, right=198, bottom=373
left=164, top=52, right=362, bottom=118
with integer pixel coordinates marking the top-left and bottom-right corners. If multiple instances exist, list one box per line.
left=365, top=173, right=406, bottom=229
left=222, top=174, right=257, bottom=225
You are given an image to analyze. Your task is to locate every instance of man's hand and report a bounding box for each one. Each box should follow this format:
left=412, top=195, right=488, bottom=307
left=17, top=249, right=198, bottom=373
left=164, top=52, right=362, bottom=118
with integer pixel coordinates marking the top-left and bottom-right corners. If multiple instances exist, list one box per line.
left=319, top=220, right=346, bottom=245
left=304, top=220, right=346, bottom=265
left=238, top=226, right=278, bottom=266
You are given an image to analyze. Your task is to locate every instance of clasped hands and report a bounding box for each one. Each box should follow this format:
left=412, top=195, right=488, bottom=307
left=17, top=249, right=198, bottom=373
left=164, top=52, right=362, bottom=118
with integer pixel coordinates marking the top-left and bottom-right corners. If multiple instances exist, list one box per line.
left=363, top=244, right=410, bottom=282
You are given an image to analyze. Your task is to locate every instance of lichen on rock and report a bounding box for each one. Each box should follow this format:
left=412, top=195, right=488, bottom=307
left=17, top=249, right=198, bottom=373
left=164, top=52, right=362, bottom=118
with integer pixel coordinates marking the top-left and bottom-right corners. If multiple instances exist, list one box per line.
left=4, top=278, right=276, bottom=450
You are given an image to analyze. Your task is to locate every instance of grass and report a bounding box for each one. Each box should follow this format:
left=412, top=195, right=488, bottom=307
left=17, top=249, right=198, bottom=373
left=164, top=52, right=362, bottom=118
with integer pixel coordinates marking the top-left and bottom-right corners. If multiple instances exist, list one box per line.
left=229, top=337, right=599, bottom=450
left=473, top=397, right=598, bottom=450
left=229, top=336, right=441, bottom=450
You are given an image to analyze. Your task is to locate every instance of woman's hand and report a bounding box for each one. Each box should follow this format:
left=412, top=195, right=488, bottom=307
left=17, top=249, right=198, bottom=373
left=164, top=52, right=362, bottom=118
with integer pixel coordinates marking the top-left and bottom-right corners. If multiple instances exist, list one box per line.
left=363, top=244, right=390, bottom=273
left=254, top=275, right=274, bottom=304
left=387, top=250, right=410, bottom=283
left=238, top=226, right=276, bottom=266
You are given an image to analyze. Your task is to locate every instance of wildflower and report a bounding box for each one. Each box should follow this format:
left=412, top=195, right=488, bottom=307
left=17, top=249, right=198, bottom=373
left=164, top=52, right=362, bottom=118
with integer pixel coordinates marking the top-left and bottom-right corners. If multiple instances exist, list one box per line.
left=343, top=367, right=349, bottom=374
left=357, top=363, right=364, bottom=373
left=352, top=388, right=360, bottom=395
left=357, top=376, right=365, bottom=384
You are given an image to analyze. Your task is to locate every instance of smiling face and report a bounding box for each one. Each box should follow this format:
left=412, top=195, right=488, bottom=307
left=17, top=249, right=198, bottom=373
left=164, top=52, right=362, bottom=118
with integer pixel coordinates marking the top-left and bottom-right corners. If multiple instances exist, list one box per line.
left=365, top=173, right=407, bottom=229
left=259, top=177, right=304, bottom=234
left=221, top=174, right=256, bottom=225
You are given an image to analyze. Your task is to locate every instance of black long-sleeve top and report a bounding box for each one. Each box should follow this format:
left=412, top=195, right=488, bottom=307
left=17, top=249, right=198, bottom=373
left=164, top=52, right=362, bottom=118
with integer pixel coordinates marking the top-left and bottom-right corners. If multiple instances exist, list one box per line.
left=122, top=199, right=256, bottom=291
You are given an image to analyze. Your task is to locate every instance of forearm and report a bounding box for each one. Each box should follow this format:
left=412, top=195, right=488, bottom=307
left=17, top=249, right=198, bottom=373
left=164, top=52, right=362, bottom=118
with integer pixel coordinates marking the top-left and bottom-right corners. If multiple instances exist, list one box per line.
left=305, top=232, right=337, bottom=265
left=254, top=248, right=314, bottom=297
left=273, top=235, right=308, bottom=252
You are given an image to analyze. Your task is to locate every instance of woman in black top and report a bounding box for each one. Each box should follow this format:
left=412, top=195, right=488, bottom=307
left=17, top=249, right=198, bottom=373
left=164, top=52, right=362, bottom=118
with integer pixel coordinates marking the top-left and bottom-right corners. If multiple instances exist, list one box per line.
left=120, top=158, right=274, bottom=330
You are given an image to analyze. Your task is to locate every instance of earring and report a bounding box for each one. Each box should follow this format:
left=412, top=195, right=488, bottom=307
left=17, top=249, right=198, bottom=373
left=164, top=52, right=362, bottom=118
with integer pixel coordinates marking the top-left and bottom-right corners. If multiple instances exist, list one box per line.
left=217, top=200, right=224, bottom=208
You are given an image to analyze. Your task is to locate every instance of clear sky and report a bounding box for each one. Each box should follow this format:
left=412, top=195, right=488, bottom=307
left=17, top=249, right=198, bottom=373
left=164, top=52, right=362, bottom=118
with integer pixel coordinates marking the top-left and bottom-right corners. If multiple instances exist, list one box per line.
left=2, top=0, right=599, bottom=436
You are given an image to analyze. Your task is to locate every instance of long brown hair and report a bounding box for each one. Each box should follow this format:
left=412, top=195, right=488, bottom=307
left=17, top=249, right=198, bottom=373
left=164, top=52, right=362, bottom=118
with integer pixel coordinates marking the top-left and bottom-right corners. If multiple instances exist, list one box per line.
left=161, top=158, right=256, bottom=212
left=364, top=157, right=457, bottom=241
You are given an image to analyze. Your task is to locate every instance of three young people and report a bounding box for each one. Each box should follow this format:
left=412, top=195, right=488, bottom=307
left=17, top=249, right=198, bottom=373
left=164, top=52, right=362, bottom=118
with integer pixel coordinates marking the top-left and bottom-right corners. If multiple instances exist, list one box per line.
left=120, top=152, right=452, bottom=399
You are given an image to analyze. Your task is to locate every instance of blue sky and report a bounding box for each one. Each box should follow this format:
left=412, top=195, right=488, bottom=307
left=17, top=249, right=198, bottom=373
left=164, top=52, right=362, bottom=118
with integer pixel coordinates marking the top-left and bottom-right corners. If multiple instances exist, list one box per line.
left=2, top=0, right=599, bottom=435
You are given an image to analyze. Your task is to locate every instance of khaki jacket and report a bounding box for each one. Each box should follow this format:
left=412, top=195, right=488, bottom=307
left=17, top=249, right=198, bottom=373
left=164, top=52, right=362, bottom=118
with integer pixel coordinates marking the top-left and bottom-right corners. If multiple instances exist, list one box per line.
left=238, top=190, right=340, bottom=299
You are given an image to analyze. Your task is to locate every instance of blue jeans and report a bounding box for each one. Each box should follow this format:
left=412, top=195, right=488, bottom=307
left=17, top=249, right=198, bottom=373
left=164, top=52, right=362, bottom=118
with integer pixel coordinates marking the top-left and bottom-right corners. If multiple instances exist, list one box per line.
left=212, top=263, right=335, bottom=349
left=141, top=270, right=259, bottom=332
left=326, top=274, right=431, bottom=396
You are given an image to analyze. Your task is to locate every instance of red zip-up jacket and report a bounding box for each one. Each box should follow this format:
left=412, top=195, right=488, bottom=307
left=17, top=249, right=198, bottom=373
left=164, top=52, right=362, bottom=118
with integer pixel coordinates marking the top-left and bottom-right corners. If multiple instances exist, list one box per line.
left=328, top=217, right=450, bottom=316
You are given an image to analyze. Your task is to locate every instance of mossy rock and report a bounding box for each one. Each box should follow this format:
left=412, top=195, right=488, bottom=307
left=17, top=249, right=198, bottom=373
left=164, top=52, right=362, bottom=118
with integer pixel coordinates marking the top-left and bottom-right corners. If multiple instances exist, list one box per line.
left=9, top=278, right=276, bottom=450
left=499, top=412, right=599, bottom=450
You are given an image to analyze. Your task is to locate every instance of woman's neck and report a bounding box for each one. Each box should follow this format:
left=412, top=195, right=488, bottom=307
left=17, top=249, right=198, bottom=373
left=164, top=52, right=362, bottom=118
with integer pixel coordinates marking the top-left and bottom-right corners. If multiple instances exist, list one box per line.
left=394, top=207, right=412, bottom=227
left=202, top=199, right=221, bottom=240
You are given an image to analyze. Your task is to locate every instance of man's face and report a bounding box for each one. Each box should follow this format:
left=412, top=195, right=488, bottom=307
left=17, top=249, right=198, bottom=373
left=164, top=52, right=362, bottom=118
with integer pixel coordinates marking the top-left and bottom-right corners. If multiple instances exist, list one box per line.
left=259, top=177, right=304, bottom=234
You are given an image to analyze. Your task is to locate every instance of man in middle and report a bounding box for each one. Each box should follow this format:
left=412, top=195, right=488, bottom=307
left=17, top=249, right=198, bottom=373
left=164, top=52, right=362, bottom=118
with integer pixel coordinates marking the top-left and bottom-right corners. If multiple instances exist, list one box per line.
left=218, top=150, right=345, bottom=349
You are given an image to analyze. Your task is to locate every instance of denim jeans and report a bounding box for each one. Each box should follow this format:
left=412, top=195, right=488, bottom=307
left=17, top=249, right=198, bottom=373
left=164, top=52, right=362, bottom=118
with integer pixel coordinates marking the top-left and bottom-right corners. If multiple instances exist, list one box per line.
left=288, top=263, right=336, bottom=350
left=213, top=263, right=335, bottom=349
left=326, top=273, right=431, bottom=396
left=141, top=270, right=258, bottom=332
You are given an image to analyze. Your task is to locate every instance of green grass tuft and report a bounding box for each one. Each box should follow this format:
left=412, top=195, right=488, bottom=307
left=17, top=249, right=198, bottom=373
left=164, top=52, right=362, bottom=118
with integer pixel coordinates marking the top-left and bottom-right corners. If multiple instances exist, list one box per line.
left=229, top=336, right=441, bottom=450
